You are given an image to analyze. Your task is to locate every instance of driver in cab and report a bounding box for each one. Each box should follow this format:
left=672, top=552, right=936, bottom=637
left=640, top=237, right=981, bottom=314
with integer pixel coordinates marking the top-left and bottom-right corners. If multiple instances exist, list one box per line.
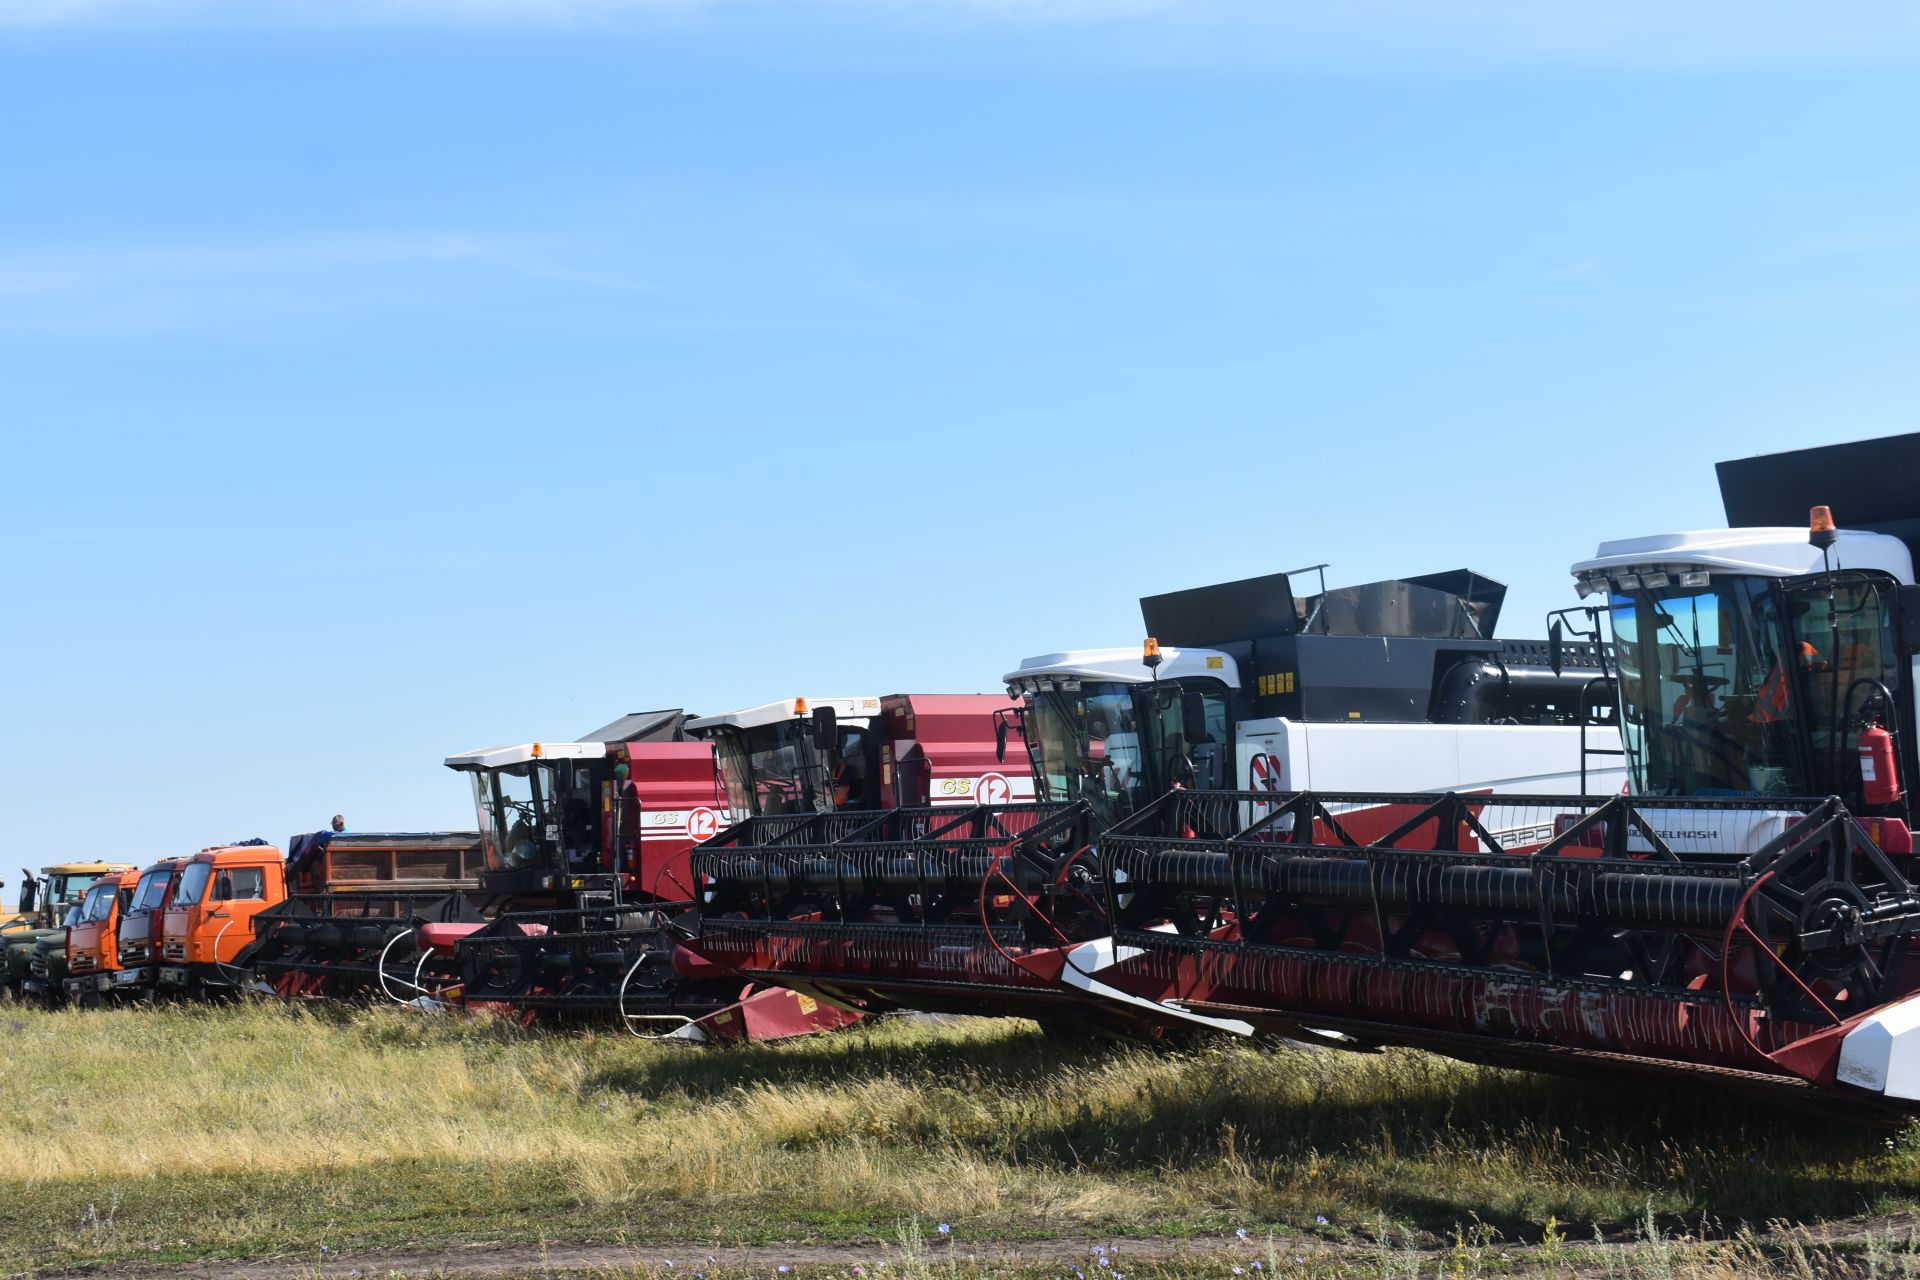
left=1752, top=640, right=1826, bottom=725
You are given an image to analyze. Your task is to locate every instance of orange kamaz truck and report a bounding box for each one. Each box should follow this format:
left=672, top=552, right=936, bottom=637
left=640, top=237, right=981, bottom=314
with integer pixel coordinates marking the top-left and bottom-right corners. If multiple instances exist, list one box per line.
left=156, top=842, right=287, bottom=996
left=110, top=858, right=187, bottom=997
left=61, top=868, right=142, bottom=1003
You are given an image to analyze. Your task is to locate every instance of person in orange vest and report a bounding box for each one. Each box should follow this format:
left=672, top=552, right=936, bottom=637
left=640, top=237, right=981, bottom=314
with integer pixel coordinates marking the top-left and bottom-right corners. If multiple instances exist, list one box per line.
left=1752, top=641, right=1825, bottom=724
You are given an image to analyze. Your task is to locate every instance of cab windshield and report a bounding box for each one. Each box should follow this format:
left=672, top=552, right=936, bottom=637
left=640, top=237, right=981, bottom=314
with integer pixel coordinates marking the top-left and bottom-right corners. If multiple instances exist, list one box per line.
left=1022, top=682, right=1152, bottom=826
left=76, top=883, right=116, bottom=924
left=46, top=873, right=102, bottom=909
left=1609, top=572, right=1900, bottom=798
left=172, top=862, right=213, bottom=907
left=711, top=721, right=828, bottom=816
left=469, top=759, right=603, bottom=873
left=130, top=870, right=173, bottom=913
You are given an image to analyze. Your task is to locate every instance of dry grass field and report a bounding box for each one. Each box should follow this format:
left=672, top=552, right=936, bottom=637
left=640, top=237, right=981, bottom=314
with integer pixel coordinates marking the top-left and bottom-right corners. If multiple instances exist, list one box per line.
left=5, top=1001, right=1920, bottom=1276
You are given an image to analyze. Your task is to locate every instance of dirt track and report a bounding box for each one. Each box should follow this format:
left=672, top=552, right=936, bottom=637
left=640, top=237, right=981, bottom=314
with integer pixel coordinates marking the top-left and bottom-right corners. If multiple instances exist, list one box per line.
left=37, top=1234, right=1259, bottom=1279
left=34, top=1216, right=1920, bottom=1280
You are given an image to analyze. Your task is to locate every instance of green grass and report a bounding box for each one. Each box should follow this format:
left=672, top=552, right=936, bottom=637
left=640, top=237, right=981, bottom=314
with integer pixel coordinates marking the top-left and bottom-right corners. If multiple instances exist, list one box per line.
left=3, top=1001, right=1920, bottom=1275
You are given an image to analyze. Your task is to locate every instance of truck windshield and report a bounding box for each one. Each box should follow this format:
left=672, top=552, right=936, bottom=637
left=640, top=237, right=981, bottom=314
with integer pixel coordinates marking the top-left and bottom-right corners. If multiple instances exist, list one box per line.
left=1022, top=682, right=1151, bottom=826
left=172, top=862, right=213, bottom=908
left=711, top=721, right=825, bottom=817
left=130, top=870, right=172, bottom=912
left=1608, top=573, right=1900, bottom=798
left=77, top=883, right=115, bottom=924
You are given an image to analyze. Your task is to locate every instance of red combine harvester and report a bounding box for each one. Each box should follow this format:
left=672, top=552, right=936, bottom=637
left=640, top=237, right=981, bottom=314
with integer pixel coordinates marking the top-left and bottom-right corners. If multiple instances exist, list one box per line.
left=657, top=693, right=1021, bottom=1041
left=426, top=710, right=789, bottom=1030
left=684, top=569, right=1620, bottom=1037
left=433, top=695, right=1010, bottom=1040
left=1082, top=433, right=1920, bottom=1113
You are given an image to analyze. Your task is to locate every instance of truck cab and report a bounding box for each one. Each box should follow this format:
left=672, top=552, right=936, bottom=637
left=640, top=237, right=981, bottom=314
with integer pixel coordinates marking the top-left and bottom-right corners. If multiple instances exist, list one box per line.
left=157, top=844, right=287, bottom=994
left=63, top=868, right=141, bottom=1001
left=112, top=858, right=186, bottom=996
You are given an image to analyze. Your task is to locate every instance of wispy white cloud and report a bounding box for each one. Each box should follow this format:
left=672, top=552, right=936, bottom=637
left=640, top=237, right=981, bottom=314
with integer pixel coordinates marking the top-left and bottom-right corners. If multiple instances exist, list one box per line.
left=8, top=0, right=1920, bottom=73
left=11, top=0, right=1920, bottom=71
left=0, top=220, right=907, bottom=335
left=0, top=231, right=539, bottom=331
left=0, top=230, right=516, bottom=297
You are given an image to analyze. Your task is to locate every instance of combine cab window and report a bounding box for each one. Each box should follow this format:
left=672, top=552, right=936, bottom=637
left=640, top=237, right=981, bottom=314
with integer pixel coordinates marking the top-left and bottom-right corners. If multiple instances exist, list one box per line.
left=1611, top=578, right=1803, bottom=796
left=1786, top=577, right=1901, bottom=798
left=1024, top=684, right=1149, bottom=826
left=469, top=759, right=606, bottom=874
left=549, top=761, right=601, bottom=867
left=713, top=722, right=825, bottom=816
left=496, top=766, right=541, bottom=868
left=1609, top=572, right=1903, bottom=800
left=1141, top=683, right=1231, bottom=791
left=833, top=726, right=874, bottom=809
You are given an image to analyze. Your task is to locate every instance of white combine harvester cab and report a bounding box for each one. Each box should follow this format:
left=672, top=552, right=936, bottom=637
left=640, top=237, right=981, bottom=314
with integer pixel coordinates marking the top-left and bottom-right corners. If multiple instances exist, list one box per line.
left=1006, top=565, right=1625, bottom=831
left=1571, top=432, right=1920, bottom=852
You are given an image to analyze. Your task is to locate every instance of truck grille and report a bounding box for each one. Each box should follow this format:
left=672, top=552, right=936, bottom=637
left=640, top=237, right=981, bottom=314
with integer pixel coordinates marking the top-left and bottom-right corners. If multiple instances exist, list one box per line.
left=163, top=940, right=186, bottom=961
left=121, top=944, right=150, bottom=963
left=71, top=954, right=93, bottom=972
left=28, top=955, right=49, bottom=979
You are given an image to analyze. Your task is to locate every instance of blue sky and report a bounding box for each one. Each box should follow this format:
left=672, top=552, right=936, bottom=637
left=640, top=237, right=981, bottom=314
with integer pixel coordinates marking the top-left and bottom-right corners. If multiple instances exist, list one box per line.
left=5, top=1, right=1920, bottom=871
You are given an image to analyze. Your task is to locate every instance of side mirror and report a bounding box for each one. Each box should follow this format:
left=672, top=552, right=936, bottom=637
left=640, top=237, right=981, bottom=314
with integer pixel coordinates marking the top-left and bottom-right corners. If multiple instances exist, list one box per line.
left=994, top=717, right=1008, bottom=763
left=17, top=879, right=34, bottom=915
left=1181, top=691, right=1210, bottom=743
left=1549, top=619, right=1564, bottom=676
left=810, top=706, right=838, bottom=751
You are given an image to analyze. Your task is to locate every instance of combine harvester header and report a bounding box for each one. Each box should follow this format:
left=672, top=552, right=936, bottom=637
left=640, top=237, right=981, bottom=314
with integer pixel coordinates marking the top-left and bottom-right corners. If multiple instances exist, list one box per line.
left=1084, top=432, right=1920, bottom=1114
left=685, top=565, right=1622, bottom=1039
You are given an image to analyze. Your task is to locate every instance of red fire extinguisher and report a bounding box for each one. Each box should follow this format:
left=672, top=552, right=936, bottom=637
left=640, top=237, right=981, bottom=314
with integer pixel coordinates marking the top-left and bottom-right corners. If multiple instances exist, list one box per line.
left=1859, top=720, right=1902, bottom=806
